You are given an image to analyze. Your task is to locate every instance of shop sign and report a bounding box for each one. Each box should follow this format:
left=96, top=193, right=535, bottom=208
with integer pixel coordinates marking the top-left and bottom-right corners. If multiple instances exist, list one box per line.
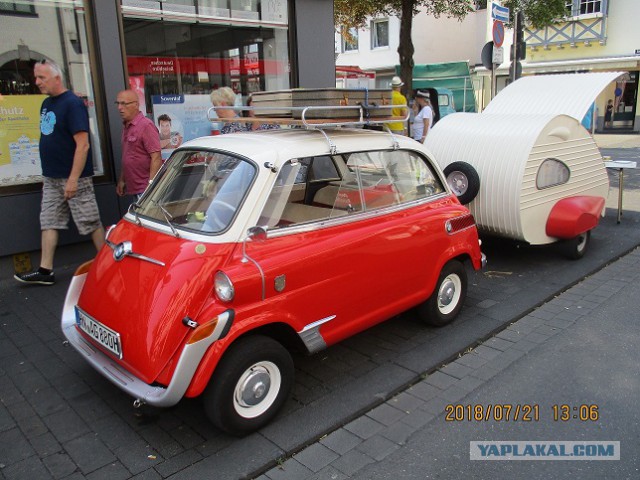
left=150, top=58, right=176, bottom=74
left=128, top=55, right=286, bottom=76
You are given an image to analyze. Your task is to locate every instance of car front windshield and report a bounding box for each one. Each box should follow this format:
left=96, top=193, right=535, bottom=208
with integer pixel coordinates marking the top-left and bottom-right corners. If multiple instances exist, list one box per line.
left=136, top=150, right=256, bottom=234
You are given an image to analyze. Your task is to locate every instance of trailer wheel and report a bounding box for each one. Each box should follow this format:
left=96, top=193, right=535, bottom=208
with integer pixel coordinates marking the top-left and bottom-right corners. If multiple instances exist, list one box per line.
left=203, top=335, right=294, bottom=436
left=561, top=230, right=591, bottom=260
left=417, top=260, right=467, bottom=327
left=443, top=162, right=480, bottom=205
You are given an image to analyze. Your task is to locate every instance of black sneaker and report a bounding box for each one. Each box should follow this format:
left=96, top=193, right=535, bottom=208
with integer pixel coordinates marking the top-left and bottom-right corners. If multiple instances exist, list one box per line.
left=14, top=270, right=56, bottom=286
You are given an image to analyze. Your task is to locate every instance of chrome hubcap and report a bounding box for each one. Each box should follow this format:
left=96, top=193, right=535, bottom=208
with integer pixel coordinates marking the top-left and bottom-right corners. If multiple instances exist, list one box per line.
left=438, top=279, right=456, bottom=307
left=239, top=367, right=271, bottom=407
left=448, top=172, right=468, bottom=195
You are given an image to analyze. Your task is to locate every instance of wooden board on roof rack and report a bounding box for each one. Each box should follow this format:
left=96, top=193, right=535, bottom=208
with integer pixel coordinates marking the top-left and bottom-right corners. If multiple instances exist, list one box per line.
left=250, top=88, right=393, bottom=119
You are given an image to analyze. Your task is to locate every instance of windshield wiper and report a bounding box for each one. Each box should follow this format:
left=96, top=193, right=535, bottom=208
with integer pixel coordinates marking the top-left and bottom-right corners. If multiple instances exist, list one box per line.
left=155, top=200, right=180, bottom=238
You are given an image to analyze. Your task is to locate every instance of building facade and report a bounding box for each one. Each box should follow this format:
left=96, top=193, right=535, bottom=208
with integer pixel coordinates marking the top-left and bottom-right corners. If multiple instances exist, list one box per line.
left=522, top=0, right=640, bottom=132
left=0, top=0, right=335, bottom=258
left=335, top=0, right=640, bottom=132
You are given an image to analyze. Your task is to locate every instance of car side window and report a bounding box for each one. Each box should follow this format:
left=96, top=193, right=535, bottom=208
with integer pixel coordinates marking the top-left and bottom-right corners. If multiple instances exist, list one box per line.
left=346, top=150, right=444, bottom=210
left=258, top=150, right=444, bottom=229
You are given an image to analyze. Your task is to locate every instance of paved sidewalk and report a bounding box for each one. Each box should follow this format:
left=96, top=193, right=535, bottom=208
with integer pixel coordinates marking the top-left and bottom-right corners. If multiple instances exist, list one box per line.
left=259, top=247, right=640, bottom=480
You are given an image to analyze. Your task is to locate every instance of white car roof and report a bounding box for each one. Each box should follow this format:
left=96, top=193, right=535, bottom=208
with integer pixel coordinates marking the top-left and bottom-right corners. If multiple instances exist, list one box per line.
left=177, top=128, right=426, bottom=166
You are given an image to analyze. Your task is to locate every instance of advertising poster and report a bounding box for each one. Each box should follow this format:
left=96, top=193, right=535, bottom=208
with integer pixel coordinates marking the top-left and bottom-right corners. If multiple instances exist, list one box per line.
left=0, top=94, right=46, bottom=187
left=151, top=94, right=213, bottom=160
left=128, top=75, right=147, bottom=114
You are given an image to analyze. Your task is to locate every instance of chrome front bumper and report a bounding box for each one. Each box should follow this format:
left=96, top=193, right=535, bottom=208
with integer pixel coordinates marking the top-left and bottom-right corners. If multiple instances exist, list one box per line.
left=61, top=272, right=231, bottom=407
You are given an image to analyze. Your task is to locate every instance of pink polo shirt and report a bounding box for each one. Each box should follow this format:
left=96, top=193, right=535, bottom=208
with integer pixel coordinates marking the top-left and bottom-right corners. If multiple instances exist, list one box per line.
left=121, top=111, right=161, bottom=194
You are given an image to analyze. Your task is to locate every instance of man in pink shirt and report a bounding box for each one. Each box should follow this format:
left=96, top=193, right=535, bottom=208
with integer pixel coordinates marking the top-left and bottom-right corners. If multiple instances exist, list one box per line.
left=115, top=89, right=162, bottom=199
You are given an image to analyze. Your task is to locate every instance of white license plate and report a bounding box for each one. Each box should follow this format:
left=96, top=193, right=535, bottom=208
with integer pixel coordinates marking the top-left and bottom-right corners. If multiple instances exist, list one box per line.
left=76, top=307, right=122, bottom=359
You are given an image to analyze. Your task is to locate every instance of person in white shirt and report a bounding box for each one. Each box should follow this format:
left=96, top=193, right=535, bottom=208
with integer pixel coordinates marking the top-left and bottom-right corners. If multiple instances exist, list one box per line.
left=412, top=91, right=433, bottom=143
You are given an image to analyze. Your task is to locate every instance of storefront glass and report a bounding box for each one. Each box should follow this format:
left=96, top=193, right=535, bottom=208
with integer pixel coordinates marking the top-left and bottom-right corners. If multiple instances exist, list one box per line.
left=121, top=0, right=290, bottom=157
left=0, top=0, right=104, bottom=192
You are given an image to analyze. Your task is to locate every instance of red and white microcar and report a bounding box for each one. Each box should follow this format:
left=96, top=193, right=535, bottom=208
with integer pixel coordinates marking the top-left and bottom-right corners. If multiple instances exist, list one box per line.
left=62, top=117, right=485, bottom=435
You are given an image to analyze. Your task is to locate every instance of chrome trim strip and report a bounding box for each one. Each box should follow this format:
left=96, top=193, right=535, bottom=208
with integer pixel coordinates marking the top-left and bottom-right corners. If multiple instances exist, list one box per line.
left=61, top=273, right=231, bottom=408
left=297, top=315, right=335, bottom=354
left=267, top=193, right=450, bottom=239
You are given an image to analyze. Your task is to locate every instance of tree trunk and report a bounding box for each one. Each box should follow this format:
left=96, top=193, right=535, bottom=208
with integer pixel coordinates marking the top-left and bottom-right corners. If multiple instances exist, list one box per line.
left=398, top=0, right=415, bottom=99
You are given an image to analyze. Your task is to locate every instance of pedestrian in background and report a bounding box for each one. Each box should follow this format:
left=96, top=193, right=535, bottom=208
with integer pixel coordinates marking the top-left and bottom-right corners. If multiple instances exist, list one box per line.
left=115, top=89, right=162, bottom=200
left=210, top=87, right=249, bottom=134
left=412, top=91, right=433, bottom=144
left=245, top=94, right=280, bottom=131
left=15, top=59, right=104, bottom=286
left=604, top=99, right=613, bottom=129
left=388, top=76, right=407, bottom=135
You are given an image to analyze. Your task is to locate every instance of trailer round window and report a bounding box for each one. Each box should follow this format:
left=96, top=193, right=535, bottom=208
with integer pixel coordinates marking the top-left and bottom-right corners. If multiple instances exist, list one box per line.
left=536, top=158, right=570, bottom=190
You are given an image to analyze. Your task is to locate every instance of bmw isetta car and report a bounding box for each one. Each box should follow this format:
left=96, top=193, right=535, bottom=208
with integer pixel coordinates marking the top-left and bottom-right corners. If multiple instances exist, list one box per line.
left=62, top=113, right=485, bottom=435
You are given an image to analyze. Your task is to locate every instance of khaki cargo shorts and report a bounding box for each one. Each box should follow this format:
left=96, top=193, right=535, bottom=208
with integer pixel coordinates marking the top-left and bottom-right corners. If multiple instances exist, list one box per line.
left=40, top=177, right=102, bottom=235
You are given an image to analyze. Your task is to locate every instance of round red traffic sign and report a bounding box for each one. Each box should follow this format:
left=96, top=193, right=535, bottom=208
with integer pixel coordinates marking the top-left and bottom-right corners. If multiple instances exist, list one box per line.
left=493, top=20, right=505, bottom=48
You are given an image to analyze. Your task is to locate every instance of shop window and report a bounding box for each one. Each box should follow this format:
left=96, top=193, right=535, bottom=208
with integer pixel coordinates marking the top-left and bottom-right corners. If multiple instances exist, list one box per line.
left=121, top=0, right=290, bottom=159
left=0, top=1, right=105, bottom=193
left=371, top=19, right=389, bottom=49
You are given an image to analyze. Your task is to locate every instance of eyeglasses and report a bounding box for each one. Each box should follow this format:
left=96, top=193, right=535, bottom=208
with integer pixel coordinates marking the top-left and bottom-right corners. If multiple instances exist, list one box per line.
left=114, top=101, right=138, bottom=107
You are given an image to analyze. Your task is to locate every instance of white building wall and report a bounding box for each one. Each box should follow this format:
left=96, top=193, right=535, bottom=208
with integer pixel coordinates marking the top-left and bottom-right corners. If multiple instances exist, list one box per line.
left=336, top=9, right=493, bottom=75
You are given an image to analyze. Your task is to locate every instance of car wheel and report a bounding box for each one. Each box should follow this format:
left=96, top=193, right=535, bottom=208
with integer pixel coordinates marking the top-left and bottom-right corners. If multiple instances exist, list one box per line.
left=442, top=162, right=480, bottom=205
left=203, top=335, right=294, bottom=436
left=561, top=230, right=591, bottom=260
left=417, top=260, right=467, bottom=327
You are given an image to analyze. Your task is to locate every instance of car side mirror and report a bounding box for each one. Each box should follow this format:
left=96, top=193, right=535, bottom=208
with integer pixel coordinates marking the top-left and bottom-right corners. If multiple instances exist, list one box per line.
left=242, top=226, right=267, bottom=269
left=246, top=226, right=267, bottom=242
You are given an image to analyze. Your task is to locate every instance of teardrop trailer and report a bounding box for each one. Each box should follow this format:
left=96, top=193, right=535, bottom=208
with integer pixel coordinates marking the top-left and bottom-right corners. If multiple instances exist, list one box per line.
left=62, top=99, right=485, bottom=435
left=426, top=72, right=623, bottom=259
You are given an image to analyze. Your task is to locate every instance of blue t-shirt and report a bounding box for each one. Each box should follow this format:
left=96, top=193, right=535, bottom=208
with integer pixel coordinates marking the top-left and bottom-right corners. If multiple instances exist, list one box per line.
left=39, top=90, right=93, bottom=178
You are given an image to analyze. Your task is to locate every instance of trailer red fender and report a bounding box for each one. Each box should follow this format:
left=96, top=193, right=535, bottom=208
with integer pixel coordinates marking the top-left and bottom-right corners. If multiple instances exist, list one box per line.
left=545, top=196, right=606, bottom=239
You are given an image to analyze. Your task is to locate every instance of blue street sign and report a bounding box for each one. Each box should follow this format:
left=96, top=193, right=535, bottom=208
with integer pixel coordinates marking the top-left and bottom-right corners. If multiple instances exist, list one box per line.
left=491, top=3, right=510, bottom=23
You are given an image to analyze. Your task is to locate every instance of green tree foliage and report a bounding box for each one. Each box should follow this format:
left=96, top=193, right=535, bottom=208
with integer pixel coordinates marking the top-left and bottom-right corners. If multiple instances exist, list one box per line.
left=335, top=0, right=566, bottom=95
left=335, top=1, right=473, bottom=96
left=502, top=0, right=567, bottom=29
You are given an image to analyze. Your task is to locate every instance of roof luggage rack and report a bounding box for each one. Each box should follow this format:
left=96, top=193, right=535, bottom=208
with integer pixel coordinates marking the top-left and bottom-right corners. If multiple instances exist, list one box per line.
left=207, top=104, right=410, bottom=153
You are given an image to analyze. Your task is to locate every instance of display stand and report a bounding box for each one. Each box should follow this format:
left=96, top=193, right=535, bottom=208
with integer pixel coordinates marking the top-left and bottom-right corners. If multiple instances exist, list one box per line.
left=604, top=160, right=638, bottom=224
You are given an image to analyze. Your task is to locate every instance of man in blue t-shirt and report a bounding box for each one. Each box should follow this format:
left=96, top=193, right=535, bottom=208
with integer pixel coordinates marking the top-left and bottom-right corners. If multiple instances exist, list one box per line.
left=14, top=59, right=104, bottom=286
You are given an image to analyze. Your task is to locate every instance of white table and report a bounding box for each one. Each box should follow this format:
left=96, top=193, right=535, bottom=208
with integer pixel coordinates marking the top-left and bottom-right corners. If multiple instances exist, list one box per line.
left=605, top=160, right=638, bottom=223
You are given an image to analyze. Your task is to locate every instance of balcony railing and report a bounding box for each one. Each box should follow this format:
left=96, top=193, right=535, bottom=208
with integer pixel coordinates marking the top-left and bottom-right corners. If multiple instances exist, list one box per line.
left=525, top=0, right=608, bottom=49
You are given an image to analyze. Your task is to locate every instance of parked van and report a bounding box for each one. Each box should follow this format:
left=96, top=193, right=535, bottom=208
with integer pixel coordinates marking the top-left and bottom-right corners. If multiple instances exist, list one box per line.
left=414, top=87, right=456, bottom=125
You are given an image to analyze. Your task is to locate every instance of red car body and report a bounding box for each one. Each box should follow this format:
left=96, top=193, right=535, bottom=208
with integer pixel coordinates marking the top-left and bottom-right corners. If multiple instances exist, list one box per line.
left=62, top=127, right=485, bottom=434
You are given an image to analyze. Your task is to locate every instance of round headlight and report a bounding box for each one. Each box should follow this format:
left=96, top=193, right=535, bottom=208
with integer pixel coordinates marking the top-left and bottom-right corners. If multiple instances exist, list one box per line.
left=214, top=271, right=235, bottom=302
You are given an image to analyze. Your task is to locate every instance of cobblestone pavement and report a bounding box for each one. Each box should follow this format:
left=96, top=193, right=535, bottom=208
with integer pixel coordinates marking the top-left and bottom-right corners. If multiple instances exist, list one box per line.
left=1, top=135, right=639, bottom=479
left=260, top=247, right=640, bottom=480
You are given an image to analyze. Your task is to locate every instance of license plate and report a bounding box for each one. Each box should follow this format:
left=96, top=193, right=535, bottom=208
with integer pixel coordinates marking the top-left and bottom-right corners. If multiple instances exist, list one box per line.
left=76, top=307, right=122, bottom=359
